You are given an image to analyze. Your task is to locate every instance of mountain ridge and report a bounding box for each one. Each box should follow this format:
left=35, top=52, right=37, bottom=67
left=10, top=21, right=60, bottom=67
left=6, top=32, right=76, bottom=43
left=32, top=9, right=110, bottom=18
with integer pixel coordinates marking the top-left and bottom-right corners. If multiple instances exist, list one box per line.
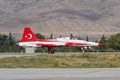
left=0, top=0, right=120, bottom=39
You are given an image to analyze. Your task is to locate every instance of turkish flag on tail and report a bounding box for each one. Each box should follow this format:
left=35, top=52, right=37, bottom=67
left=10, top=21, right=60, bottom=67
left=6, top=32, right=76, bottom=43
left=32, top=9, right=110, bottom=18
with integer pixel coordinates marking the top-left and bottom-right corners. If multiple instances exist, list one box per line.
left=21, top=28, right=38, bottom=42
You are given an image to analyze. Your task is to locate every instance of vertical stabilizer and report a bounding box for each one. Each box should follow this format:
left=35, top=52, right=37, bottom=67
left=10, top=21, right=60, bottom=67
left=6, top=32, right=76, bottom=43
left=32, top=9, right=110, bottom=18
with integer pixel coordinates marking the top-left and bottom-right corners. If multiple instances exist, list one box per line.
left=21, top=28, right=38, bottom=42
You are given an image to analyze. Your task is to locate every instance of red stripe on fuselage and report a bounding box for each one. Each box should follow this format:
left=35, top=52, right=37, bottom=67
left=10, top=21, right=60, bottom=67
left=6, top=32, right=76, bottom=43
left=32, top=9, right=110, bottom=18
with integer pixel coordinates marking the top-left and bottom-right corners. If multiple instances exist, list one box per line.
left=66, top=42, right=89, bottom=47
left=37, top=44, right=57, bottom=47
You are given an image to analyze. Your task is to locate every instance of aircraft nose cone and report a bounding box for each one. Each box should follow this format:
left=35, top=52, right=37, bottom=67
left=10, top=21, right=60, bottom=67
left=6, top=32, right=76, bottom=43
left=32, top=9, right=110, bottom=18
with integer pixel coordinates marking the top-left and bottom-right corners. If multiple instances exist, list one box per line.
left=98, top=43, right=106, bottom=46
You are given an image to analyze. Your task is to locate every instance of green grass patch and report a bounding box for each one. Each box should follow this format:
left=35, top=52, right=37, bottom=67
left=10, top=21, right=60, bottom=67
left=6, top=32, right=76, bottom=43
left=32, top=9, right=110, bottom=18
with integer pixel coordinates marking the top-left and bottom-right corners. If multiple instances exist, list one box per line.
left=0, top=53, right=120, bottom=68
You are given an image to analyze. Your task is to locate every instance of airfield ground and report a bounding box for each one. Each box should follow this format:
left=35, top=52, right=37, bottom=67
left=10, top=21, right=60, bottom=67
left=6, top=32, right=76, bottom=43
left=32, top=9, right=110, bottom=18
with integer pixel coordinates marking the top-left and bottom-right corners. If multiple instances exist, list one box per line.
left=0, top=52, right=120, bottom=80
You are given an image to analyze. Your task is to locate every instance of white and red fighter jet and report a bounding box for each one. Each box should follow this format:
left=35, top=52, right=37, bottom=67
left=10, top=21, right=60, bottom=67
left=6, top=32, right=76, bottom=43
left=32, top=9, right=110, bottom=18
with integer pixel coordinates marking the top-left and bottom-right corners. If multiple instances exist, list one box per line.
left=18, top=28, right=106, bottom=53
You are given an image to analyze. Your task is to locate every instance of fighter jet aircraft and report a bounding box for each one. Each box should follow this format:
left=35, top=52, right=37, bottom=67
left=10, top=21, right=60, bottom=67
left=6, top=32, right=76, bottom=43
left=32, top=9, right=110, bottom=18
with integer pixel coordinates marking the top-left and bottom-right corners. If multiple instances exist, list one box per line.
left=18, top=28, right=106, bottom=53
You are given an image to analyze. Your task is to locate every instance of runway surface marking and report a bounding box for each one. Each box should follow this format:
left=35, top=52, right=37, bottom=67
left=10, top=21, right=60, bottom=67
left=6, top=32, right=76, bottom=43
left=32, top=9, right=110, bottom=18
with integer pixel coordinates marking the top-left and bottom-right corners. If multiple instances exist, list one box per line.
left=43, top=76, right=64, bottom=80
left=77, top=69, right=101, bottom=75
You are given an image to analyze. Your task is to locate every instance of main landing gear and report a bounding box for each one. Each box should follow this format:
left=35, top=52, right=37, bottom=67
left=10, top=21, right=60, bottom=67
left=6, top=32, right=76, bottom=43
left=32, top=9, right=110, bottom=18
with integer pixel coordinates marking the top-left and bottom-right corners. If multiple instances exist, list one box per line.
left=48, top=47, right=55, bottom=54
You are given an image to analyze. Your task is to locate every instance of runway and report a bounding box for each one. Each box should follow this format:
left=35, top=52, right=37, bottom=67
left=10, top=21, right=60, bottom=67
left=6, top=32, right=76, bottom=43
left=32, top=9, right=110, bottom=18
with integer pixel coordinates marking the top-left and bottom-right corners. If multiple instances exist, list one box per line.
left=0, top=52, right=119, bottom=58
left=0, top=68, right=120, bottom=80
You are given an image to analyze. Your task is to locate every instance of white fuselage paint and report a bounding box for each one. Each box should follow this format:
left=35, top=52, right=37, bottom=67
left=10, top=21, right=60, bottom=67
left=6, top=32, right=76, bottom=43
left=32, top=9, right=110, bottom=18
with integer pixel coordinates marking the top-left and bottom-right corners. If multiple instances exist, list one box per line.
left=19, top=41, right=66, bottom=47
left=19, top=37, right=99, bottom=47
left=56, top=37, right=99, bottom=46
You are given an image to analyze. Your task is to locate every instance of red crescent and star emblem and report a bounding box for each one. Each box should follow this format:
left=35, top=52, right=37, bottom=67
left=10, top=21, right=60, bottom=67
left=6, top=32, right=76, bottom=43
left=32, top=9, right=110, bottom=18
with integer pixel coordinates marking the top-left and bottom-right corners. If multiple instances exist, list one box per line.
left=25, top=33, right=32, bottom=39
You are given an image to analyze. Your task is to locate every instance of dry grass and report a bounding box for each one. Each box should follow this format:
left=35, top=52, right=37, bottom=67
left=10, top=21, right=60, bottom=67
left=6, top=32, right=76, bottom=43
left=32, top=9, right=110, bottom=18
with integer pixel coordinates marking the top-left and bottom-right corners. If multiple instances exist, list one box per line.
left=0, top=53, right=120, bottom=68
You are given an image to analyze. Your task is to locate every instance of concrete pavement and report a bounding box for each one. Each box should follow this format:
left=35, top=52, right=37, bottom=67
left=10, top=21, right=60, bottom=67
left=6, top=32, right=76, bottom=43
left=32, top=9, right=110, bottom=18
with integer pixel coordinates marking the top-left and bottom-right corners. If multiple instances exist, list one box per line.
left=0, top=68, right=120, bottom=80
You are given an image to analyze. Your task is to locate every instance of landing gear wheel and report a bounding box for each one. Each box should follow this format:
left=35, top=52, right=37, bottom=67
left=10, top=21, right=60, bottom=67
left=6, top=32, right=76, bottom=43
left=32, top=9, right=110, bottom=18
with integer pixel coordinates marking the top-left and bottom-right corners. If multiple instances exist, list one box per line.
left=48, top=47, right=55, bottom=54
